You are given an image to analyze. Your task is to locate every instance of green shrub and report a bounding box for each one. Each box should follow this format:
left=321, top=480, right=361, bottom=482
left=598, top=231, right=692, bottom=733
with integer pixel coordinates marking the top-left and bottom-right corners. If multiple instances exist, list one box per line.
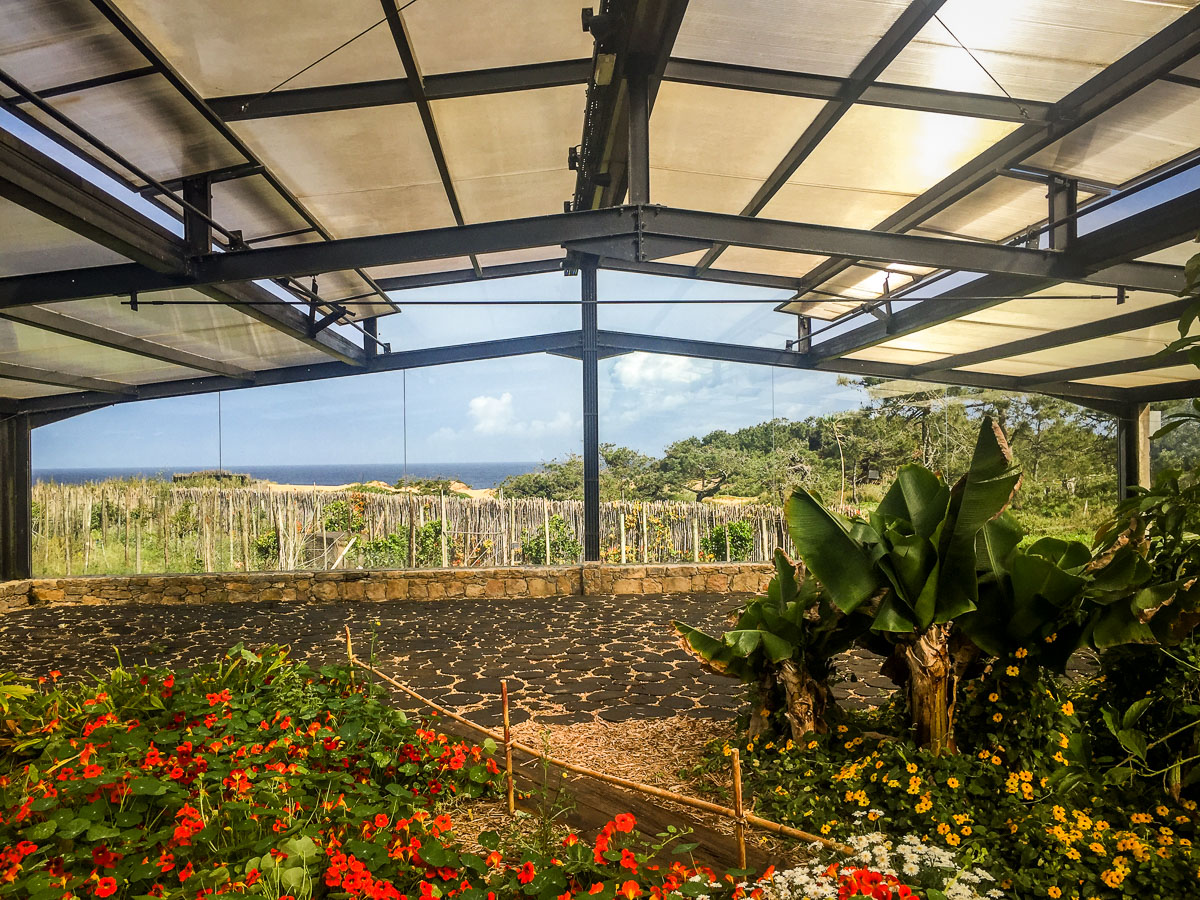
left=701, top=519, right=755, bottom=561
left=520, top=515, right=581, bottom=565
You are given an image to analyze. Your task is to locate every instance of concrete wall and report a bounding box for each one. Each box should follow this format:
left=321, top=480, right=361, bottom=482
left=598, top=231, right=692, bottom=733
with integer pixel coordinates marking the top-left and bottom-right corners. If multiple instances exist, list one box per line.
left=0, top=562, right=773, bottom=615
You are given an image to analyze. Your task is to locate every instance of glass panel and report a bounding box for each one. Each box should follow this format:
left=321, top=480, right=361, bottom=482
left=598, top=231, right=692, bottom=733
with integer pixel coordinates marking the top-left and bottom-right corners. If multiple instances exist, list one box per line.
left=34, top=73, right=246, bottom=184
left=1026, top=81, right=1200, bottom=185
left=650, top=82, right=825, bottom=214
left=674, top=0, right=910, bottom=78
left=0, top=318, right=202, bottom=382
left=115, top=0, right=404, bottom=96
left=232, top=105, right=455, bottom=236
left=922, top=175, right=1092, bottom=242
left=881, top=0, right=1198, bottom=104
left=0, top=197, right=128, bottom=275
left=0, top=0, right=145, bottom=93
left=406, top=0, right=593, bottom=76
left=434, top=86, right=583, bottom=222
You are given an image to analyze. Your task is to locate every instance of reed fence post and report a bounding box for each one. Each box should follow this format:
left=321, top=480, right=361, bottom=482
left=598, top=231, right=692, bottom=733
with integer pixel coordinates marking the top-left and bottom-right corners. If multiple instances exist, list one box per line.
left=641, top=505, right=648, bottom=563
left=692, top=518, right=700, bottom=562
left=732, top=748, right=747, bottom=869
left=619, top=503, right=627, bottom=564
left=440, top=492, right=449, bottom=568
left=407, top=492, right=416, bottom=568
left=501, top=680, right=515, bottom=815
left=724, top=510, right=732, bottom=562
left=542, top=498, right=551, bottom=565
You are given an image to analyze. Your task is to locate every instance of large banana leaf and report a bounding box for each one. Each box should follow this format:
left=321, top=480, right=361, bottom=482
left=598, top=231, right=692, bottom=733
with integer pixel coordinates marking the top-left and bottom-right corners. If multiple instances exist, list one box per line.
left=876, top=464, right=950, bottom=540
left=785, top=490, right=881, bottom=613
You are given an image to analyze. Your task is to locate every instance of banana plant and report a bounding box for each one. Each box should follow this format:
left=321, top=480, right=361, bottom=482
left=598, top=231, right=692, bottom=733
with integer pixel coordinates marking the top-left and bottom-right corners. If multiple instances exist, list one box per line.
left=674, top=548, right=870, bottom=740
left=784, top=418, right=1023, bottom=753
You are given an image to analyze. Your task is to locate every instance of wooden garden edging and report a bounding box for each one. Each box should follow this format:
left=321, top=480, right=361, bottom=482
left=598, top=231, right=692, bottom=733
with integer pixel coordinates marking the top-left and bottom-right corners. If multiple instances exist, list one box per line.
left=343, top=628, right=853, bottom=859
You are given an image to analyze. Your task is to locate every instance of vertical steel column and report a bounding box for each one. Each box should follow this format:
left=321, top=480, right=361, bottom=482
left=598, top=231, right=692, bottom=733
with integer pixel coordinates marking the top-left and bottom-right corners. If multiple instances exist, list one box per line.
left=1047, top=176, right=1078, bottom=251
left=581, top=256, right=601, bottom=562
left=363, top=317, right=379, bottom=356
left=182, top=175, right=212, bottom=254
left=1116, top=403, right=1152, bottom=497
left=626, top=66, right=651, bottom=205
left=795, top=316, right=812, bottom=353
left=0, top=414, right=32, bottom=581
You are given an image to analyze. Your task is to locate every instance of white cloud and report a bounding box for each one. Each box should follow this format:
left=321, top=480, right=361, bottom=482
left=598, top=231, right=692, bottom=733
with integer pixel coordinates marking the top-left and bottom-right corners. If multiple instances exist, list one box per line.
left=612, top=353, right=705, bottom=389
left=468, top=392, right=575, bottom=437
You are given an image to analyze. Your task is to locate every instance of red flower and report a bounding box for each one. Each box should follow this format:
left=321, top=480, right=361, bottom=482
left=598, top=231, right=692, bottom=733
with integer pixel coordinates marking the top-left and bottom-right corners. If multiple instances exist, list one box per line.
left=246, top=869, right=261, bottom=886
left=83, top=765, right=104, bottom=779
left=562, top=833, right=579, bottom=847
left=485, top=852, right=503, bottom=867
left=517, top=862, right=536, bottom=885
left=619, top=880, right=642, bottom=899
left=613, top=813, right=636, bottom=833
left=178, top=862, right=195, bottom=883
left=620, top=849, right=638, bottom=872
left=374, top=813, right=390, bottom=829
left=94, top=876, right=118, bottom=898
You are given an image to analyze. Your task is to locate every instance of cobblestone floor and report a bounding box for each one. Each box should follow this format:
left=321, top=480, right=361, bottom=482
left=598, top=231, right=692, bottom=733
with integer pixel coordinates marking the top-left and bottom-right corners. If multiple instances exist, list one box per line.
left=0, top=595, right=898, bottom=726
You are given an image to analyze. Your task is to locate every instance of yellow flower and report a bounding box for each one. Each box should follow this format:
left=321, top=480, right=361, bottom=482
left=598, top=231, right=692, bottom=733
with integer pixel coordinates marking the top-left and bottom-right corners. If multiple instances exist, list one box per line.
left=837, top=725, right=849, bottom=734
left=1156, top=805, right=1170, bottom=817
left=991, top=755, right=1003, bottom=765
left=961, top=826, right=973, bottom=836
left=937, top=823, right=951, bottom=835
left=722, top=744, right=731, bottom=757
left=807, top=740, right=818, bottom=750
left=906, top=762, right=918, bottom=774
left=1048, top=887, right=1062, bottom=899
left=1059, top=732, right=1070, bottom=748
left=945, top=833, right=960, bottom=846
left=1066, top=848, right=1081, bottom=861
left=820, top=823, right=832, bottom=835
left=992, top=712, right=1003, bottom=722
left=1015, top=647, right=1028, bottom=658
left=1089, top=842, right=1107, bottom=856
left=1061, top=701, right=1075, bottom=717
left=1006, top=665, right=1019, bottom=676
left=946, top=777, right=960, bottom=789
left=988, top=692, right=999, bottom=702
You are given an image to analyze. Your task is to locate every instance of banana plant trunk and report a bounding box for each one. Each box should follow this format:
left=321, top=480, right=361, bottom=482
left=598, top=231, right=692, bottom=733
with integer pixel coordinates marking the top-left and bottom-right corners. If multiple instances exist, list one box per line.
left=748, top=673, right=774, bottom=741
left=779, top=659, right=829, bottom=740
left=904, top=624, right=956, bottom=754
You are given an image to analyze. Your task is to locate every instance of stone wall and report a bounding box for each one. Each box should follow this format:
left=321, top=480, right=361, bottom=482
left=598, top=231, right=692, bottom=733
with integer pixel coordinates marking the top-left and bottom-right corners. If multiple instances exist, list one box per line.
left=0, top=562, right=773, bottom=613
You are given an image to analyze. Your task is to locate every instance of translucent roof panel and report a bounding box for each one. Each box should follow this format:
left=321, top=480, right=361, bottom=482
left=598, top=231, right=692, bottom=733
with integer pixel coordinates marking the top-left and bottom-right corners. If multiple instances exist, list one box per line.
left=231, top=105, right=454, bottom=238
left=760, top=182, right=914, bottom=232
left=960, top=322, right=1182, bottom=378
left=674, top=0, right=910, bottom=78
left=1026, top=80, right=1200, bottom=186
left=0, top=379, right=70, bottom=401
left=716, top=248, right=827, bottom=279
left=114, top=0, right=405, bottom=96
left=366, top=247, right=565, bottom=282
left=1137, top=242, right=1199, bottom=267
left=34, top=73, right=246, bottom=185
left=0, top=319, right=208, bottom=384
left=434, top=86, right=583, bottom=223
left=649, top=82, right=826, bottom=214
left=880, top=0, right=1199, bottom=104
left=785, top=105, right=1020, bottom=198
left=404, top=0, right=594, bottom=76
left=0, top=198, right=129, bottom=275
left=210, top=175, right=316, bottom=246
left=0, top=0, right=146, bottom=94
left=921, top=176, right=1095, bottom=243
left=1080, top=365, right=1200, bottom=389
left=33, top=293, right=335, bottom=371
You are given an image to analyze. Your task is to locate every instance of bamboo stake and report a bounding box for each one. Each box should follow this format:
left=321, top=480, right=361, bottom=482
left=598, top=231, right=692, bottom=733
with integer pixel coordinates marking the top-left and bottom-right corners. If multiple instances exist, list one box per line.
left=501, top=679, right=515, bottom=815
left=408, top=492, right=416, bottom=568
left=732, top=748, right=747, bottom=869
left=542, top=498, right=551, bottom=565
left=641, top=504, right=648, bottom=563
left=619, top=505, right=627, bottom=564
left=692, top=518, right=700, bottom=563
left=349, top=656, right=851, bottom=855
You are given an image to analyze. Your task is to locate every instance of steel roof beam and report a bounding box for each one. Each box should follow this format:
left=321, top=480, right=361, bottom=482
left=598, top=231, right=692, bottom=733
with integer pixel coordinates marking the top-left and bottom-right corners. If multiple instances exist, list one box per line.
left=692, top=0, right=947, bottom=274
left=1019, top=350, right=1191, bottom=387
left=11, top=331, right=586, bottom=416
left=793, top=5, right=1200, bottom=300
left=663, top=59, right=1051, bottom=123
left=378, top=0, right=483, bottom=276
left=809, top=184, right=1200, bottom=363
left=0, top=127, right=366, bottom=366
left=208, top=59, right=592, bottom=121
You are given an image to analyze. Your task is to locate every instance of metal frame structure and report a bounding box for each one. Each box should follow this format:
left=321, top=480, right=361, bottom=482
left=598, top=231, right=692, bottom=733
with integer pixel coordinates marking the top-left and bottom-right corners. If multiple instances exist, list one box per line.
left=2, top=0, right=1200, bottom=579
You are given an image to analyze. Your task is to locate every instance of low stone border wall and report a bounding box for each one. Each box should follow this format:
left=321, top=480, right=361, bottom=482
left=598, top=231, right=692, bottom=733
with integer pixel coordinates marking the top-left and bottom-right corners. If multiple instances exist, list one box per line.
left=0, top=562, right=773, bottom=615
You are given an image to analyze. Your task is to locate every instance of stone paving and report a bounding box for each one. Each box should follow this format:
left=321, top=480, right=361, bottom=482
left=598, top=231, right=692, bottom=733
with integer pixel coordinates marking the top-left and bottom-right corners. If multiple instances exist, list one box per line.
left=0, top=595, right=898, bottom=726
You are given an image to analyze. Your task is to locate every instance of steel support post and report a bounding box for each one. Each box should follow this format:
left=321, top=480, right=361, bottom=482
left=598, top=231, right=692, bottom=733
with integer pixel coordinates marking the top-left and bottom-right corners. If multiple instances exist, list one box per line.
left=1116, top=403, right=1152, bottom=497
left=0, top=414, right=32, bottom=581
left=363, top=317, right=379, bottom=356
left=581, top=257, right=601, bottom=562
left=182, top=175, right=212, bottom=254
left=627, top=66, right=651, bottom=205
left=1047, top=176, right=1078, bottom=250
left=795, top=316, right=812, bottom=353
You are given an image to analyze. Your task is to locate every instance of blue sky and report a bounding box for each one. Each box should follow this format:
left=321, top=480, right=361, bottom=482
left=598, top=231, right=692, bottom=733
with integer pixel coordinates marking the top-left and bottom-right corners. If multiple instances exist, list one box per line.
left=32, top=270, right=868, bottom=467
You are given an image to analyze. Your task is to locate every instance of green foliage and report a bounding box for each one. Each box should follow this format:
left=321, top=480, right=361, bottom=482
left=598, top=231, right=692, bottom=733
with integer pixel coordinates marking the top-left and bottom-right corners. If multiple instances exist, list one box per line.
left=700, top=519, right=755, bottom=561
left=360, top=520, right=452, bottom=569
left=519, top=515, right=581, bottom=565
left=322, top=499, right=364, bottom=533
left=251, top=528, right=278, bottom=565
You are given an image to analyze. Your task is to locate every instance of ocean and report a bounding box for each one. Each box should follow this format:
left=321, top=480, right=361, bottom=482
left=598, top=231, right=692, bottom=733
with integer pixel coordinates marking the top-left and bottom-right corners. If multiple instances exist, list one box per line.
left=33, top=462, right=541, bottom=490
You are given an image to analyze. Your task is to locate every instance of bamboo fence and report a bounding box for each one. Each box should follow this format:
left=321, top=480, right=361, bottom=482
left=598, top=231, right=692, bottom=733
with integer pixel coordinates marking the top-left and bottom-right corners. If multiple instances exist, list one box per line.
left=30, top=481, right=808, bottom=576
